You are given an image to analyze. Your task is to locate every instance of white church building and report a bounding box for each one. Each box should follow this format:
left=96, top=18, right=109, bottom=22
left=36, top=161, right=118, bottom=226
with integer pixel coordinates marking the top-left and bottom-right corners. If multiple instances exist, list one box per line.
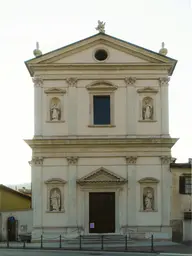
left=25, top=22, right=178, bottom=241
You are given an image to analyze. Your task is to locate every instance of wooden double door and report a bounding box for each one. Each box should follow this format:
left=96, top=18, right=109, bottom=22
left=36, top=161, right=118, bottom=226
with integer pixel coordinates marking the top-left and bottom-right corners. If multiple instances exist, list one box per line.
left=89, top=192, right=115, bottom=233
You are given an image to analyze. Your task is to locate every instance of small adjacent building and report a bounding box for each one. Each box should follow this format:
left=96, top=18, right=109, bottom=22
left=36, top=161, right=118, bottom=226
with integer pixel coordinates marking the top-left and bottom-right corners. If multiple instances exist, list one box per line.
left=0, top=184, right=32, bottom=241
left=171, top=159, right=192, bottom=242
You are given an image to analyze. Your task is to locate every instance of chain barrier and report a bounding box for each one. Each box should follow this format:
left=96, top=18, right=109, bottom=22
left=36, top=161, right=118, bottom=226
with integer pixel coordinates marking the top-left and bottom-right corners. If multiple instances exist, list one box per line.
left=0, top=233, right=156, bottom=252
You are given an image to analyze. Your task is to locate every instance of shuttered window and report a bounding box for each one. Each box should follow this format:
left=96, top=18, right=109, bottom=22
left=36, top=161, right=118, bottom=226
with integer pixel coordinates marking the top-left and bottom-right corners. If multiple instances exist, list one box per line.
left=179, top=175, right=192, bottom=194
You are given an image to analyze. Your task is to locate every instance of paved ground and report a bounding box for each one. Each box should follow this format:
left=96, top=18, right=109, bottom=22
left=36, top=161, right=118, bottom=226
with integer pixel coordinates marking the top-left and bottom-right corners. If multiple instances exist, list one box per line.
left=0, top=249, right=159, bottom=256
left=0, top=248, right=191, bottom=256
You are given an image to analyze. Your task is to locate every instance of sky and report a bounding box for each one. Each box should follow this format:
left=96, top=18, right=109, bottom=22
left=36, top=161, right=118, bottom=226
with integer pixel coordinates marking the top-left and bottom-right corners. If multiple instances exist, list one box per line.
left=1, top=0, right=192, bottom=185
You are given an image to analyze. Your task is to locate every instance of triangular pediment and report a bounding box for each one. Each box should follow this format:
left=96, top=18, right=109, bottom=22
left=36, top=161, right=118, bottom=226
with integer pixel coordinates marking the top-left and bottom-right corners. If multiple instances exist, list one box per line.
left=77, top=167, right=127, bottom=185
left=25, top=33, right=177, bottom=76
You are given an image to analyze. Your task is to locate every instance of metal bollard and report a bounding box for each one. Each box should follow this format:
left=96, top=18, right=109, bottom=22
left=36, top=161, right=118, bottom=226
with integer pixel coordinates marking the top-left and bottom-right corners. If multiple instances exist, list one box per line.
left=101, top=235, right=104, bottom=250
left=40, top=235, right=43, bottom=249
left=125, top=235, right=128, bottom=251
left=151, top=234, right=154, bottom=252
left=79, top=235, right=82, bottom=250
left=59, top=235, right=61, bottom=248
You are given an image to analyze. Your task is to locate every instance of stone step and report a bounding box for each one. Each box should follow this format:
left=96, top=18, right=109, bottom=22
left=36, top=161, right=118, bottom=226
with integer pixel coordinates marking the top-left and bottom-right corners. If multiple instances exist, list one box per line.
left=66, top=235, right=131, bottom=244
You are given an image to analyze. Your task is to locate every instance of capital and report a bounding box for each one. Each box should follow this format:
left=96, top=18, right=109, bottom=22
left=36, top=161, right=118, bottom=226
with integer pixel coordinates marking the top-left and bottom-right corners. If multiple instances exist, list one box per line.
left=124, top=77, right=136, bottom=85
left=126, top=156, right=137, bottom=164
left=66, top=77, right=78, bottom=87
left=29, top=157, right=44, bottom=166
left=159, top=77, right=170, bottom=86
left=160, top=156, right=171, bottom=165
left=32, top=77, right=43, bottom=87
left=67, top=156, right=78, bottom=165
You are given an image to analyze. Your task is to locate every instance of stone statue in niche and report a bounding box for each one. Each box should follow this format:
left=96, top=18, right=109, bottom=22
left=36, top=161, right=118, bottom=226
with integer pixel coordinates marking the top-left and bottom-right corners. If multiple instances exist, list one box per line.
left=142, top=97, right=153, bottom=120
left=50, top=188, right=61, bottom=211
left=143, top=187, right=154, bottom=211
left=50, top=97, right=61, bottom=121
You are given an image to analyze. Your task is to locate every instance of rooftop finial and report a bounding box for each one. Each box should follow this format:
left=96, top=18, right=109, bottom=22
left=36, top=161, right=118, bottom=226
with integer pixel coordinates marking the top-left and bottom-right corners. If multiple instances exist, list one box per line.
left=33, top=41, right=42, bottom=57
left=95, top=20, right=106, bottom=33
left=159, top=42, right=168, bottom=56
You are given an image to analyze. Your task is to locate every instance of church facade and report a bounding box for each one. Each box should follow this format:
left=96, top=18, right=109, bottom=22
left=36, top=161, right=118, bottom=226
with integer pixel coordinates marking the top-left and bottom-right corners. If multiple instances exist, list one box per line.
left=25, top=25, right=178, bottom=240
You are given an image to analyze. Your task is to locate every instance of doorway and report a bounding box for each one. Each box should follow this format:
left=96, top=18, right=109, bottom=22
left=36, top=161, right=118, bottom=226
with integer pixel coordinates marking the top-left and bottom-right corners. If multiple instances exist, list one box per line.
left=89, top=192, right=115, bottom=233
left=7, top=216, right=17, bottom=241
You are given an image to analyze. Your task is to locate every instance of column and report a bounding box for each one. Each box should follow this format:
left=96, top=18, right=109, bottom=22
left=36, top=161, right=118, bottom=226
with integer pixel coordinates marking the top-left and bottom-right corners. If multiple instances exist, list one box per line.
left=32, top=77, right=43, bottom=137
left=67, top=156, right=78, bottom=227
left=161, top=156, right=172, bottom=226
left=29, top=157, right=44, bottom=238
left=159, top=77, right=170, bottom=136
left=126, top=156, right=137, bottom=228
left=66, top=78, right=78, bottom=135
left=124, top=77, right=137, bottom=136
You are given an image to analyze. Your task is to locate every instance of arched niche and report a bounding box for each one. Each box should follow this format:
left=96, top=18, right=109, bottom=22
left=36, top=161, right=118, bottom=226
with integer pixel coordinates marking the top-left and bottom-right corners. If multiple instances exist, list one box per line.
left=138, top=177, right=159, bottom=212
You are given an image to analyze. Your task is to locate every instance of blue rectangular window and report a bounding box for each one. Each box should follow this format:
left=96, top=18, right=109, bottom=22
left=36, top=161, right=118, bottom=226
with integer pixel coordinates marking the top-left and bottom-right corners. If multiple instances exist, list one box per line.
left=93, top=95, right=110, bottom=125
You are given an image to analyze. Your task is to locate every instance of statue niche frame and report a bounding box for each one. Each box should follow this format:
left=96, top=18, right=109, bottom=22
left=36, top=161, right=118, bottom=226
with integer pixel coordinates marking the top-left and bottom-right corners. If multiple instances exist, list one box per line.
left=137, top=87, right=158, bottom=122
left=45, top=178, right=66, bottom=213
left=138, top=177, right=159, bottom=212
left=44, top=88, right=66, bottom=123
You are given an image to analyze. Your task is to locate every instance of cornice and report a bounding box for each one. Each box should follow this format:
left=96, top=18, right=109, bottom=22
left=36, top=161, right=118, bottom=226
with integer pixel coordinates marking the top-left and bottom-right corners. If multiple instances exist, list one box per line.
left=25, top=137, right=178, bottom=150
left=33, top=74, right=169, bottom=81
left=27, top=63, right=173, bottom=77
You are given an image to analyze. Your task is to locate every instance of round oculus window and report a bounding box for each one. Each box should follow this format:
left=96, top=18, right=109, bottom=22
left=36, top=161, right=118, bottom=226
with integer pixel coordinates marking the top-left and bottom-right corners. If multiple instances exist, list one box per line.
left=94, top=49, right=108, bottom=61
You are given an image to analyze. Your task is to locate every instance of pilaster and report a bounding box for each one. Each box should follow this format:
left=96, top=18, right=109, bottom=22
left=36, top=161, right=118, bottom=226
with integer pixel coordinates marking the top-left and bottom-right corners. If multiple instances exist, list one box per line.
left=160, top=156, right=172, bottom=226
left=66, top=77, right=78, bottom=135
left=124, top=77, right=137, bottom=135
left=29, top=157, right=44, bottom=229
left=126, top=156, right=137, bottom=226
left=67, top=156, right=78, bottom=227
left=159, top=77, right=170, bottom=136
left=32, top=77, right=43, bottom=136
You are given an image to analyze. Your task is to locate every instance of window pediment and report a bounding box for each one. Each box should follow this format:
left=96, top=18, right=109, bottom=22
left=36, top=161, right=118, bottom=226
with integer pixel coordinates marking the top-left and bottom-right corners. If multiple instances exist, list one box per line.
left=138, top=177, right=159, bottom=183
left=45, top=178, right=67, bottom=184
left=44, top=88, right=66, bottom=94
left=86, top=81, right=118, bottom=92
left=77, top=167, right=127, bottom=185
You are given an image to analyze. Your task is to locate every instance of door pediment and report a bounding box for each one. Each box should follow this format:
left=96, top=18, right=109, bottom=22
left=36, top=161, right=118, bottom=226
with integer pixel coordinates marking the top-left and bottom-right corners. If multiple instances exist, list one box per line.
left=77, top=167, right=127, bottom=185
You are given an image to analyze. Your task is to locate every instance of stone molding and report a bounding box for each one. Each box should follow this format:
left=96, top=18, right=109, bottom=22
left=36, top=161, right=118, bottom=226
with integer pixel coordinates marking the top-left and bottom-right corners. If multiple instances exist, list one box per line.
left=86, top=80, right=118, bottom=91
left=124, top=77, right=136, bottom=85
left=44, top=88, right=66, bottom=95
left=32, top=77, right=43, bottom=87
left=126, top=156, right=137, bottom=164
left=66, top=77, right=78, bottom=87
left=160, top=156, right=172, bottom=165
left=137, top=87, right=158, bottom=94
left=159, top=77, right=170, bottom=86
left=138, top=177, right=160, bottom=183
left=66, top=156, right=78, bottom=165
left=25, top=137, right=178, bottom=150
left=29, top=157, right=44, bottom=166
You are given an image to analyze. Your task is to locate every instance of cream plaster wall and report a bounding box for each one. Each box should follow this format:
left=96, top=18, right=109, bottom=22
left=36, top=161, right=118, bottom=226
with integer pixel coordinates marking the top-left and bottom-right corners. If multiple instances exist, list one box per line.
left=29, top=38, right=175, bottom=240
left=31, top=155, right=171, bottom=238
left=38, top=77, right=168, bottom=137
